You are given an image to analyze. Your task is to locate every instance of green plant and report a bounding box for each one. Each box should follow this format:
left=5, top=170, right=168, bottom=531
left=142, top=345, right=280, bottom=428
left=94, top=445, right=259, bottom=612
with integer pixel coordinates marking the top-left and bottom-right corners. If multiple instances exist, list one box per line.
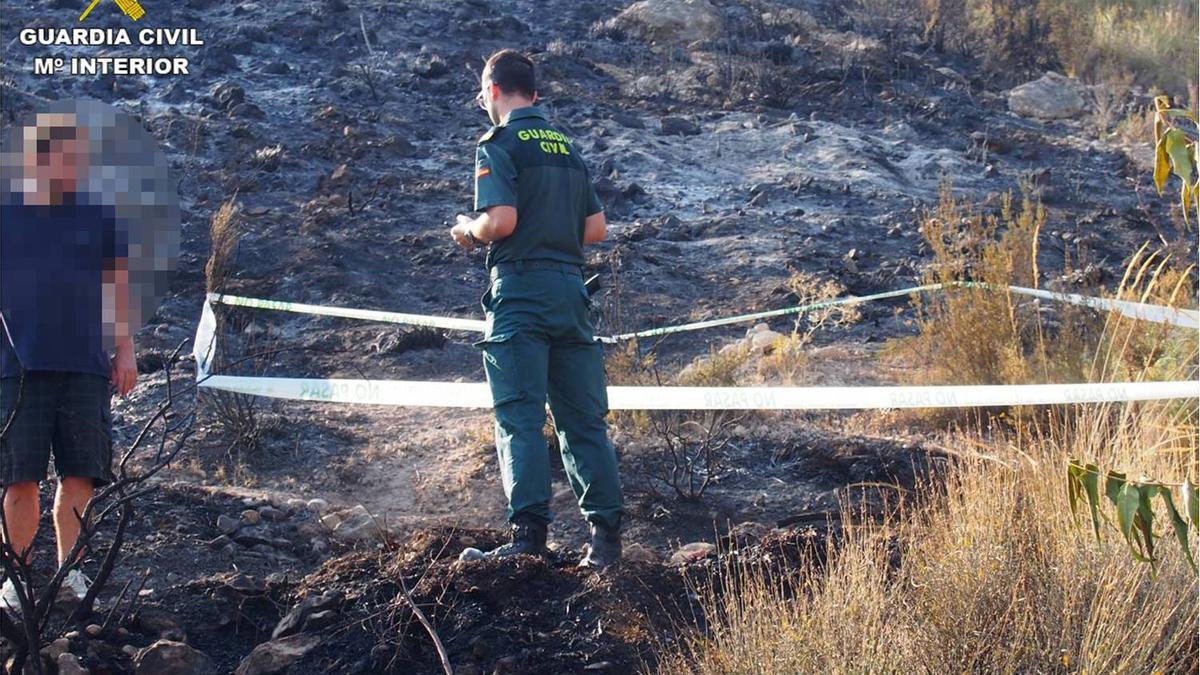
left=1153, top=94, right=1199, bottom=226
left=1067, top=462, right=1198, bottom=571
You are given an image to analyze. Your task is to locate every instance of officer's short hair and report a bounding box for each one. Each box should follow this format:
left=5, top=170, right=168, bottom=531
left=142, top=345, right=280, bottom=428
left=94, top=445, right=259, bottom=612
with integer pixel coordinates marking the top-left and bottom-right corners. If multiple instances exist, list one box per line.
left=484, top=49, right=536, bottom=99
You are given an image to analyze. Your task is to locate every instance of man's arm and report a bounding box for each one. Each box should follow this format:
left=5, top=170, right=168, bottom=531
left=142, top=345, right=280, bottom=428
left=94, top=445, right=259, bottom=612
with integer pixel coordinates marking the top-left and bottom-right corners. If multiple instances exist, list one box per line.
left=583, top=211, right=606, bottom=244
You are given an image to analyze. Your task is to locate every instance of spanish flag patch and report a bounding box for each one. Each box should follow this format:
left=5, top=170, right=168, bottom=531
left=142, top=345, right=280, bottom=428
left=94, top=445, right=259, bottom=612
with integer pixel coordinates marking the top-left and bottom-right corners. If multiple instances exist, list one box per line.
left=476, top=167, right=491, bottom=178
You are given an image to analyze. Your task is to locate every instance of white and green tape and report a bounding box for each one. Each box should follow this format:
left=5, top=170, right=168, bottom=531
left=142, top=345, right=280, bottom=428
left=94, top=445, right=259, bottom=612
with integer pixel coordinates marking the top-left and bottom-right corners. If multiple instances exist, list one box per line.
left=194, top=283, right=1199, bottom=410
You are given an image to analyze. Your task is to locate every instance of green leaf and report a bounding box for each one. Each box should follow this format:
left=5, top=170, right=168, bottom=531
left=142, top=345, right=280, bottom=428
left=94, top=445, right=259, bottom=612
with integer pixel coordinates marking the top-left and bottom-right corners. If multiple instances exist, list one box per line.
left=1164, top=129, right=1194, bottom=185
left=1161, top=491, right=1196, bottom=571
left=1163, top=108, right=1199, bottom=122
left=1184, top=480, right=1199, bottom=528
left=1117, top=483, right=1147, bottom=561
left=1184, top=181, right=1193, bottom=228
left=1067, top=463, right=1083, bottom=516
left=1105, top=470, right=1126, bottom=507
left=1135, top=485, right=1157, bottom=563
left=1081, top=465, right=1102, bottom=541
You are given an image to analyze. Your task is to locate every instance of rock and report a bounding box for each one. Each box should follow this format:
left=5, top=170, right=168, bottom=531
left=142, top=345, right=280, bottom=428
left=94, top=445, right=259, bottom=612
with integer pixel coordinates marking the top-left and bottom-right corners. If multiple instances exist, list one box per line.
left=660, top=116, right=700, bottom=136
left=233, top=527, right=275, bottom=548
left=750, top=329, right=784, bottom=352
left=748, top=322, right=770, bottom=336
left=216, top=514, right=241, bottom=535
left=331, top=513, right=378, bottom=542
left=134, top=608, right=186, bottom=640
left=1007, top=71, right=1088, bottom=120
left=413, top=55, right=448, bottom=78
left=134, top=640, right=217, bottom=675
left=57, top=653, right=88, bottom=675
left=240, top=509, right=262, bottom=525
left=48, top=638, right=72, bottom=661
left=285, top=498, right=308, bottom=512
left=610, top=111, right=644, bottom=129
left=670, top=542, right=716, bottom=564
left=306, top=498, right=329, bottom=514
left=272, top=591, right=342, bottom=639
left=458, top=547, right=485, bottom=562
left=319, top=513, right=343, bottom=530
left=84, top=624, right=103, bottom=637
left=208, top=81, right=245, bottom=110
left=234, top=634, right=321, bottom=675
left=257, top=505, right=287, bottom=521
left=623, top=543, right=657, bottom=563
left=609, top=0, right=723, bottom=44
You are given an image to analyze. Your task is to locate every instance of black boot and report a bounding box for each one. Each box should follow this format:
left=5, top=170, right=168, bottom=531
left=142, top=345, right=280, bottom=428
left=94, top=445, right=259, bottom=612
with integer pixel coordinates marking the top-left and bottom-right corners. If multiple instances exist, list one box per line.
left=482, top=518, right=548, bottom=560
left=580, top=521, right=621, bottom=568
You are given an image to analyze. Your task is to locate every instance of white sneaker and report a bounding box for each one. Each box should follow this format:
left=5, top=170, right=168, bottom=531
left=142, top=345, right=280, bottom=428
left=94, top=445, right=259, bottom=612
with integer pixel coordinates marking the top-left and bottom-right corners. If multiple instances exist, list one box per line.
left=1, top=576, right=21, bottom=616
left=59, top=569, right=91, bottom=602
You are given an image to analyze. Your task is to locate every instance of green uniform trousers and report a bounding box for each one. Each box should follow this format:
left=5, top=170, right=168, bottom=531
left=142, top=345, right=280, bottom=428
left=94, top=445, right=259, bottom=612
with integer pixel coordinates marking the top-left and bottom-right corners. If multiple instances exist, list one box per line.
left=473, top=266, right=624, bottom=530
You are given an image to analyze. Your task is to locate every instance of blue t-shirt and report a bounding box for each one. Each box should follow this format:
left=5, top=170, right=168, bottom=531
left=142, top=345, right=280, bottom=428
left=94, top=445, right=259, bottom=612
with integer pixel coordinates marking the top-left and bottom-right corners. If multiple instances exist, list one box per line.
left=0, top=192, right=126, bottom=379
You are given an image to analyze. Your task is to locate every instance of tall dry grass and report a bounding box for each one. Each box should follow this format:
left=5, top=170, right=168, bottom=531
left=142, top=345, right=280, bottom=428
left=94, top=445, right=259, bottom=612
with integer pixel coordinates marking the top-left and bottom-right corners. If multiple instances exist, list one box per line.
left=656, top=194, right=1199, bottom=673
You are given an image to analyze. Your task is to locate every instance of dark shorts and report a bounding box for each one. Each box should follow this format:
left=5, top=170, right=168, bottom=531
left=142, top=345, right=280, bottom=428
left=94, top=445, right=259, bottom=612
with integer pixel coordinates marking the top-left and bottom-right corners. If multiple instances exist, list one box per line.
left=0, top=371, right=114, bottom=487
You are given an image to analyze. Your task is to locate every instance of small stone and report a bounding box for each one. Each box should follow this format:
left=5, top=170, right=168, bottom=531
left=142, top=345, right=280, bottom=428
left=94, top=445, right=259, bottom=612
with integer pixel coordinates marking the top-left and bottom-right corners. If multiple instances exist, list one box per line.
left=458, top=547, right=485, bottom=562
left=48, top=638, right=71, bottom=660
left=660, top=116, right=700, bottom=136
left=135, top=640, right=217, bottom=675
left=320, top=513, right=343, bottom=530
left=306, top=498, right=329, bottom=514
left=670, top=542, right=716, bottom=565
left=216, top=514, right=241, bottom=535
left=285, top=498, right=308, bottom=512
left=85, top=624, right=103, bottom=637
left=57, top=653, right=88, bottom=675
left=750, top=329, right=784, bottom=352
left=240, top=509, right=262, bottom=525
left=65, top=630, right=81, bottom=639
left=623, top=543, right=657, bottom=563
left=257, top=505, right=286, bottom=521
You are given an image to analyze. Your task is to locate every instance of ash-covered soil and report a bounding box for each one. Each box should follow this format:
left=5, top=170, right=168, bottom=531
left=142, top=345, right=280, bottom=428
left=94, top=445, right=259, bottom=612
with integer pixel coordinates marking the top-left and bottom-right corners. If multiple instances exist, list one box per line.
left=1, top=0, right=1190, bottom=671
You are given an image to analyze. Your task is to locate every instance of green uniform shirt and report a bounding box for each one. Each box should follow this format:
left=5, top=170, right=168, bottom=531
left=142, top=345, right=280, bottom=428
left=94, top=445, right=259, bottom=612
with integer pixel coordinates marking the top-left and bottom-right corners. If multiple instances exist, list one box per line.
left=474, top=106, right=603, bottom=269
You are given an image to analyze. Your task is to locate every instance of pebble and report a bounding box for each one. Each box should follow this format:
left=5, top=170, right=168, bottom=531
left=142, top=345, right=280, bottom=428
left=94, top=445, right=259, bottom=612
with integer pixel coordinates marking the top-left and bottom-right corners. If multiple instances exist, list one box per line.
left=306, top=498, right=329, bottom=514
left=241, top=509, right=262, bottom=525
left=84, top=623, right=103, bottom=637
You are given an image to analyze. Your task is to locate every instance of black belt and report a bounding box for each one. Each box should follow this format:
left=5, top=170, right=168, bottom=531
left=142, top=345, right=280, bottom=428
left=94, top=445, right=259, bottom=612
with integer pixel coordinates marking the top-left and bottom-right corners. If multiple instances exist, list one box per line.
left=489, top=260, right=582, bottom=279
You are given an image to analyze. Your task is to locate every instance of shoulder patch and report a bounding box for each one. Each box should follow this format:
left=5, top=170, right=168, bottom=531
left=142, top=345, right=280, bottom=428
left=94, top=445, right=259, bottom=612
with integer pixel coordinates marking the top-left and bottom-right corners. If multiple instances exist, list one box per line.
left=477, top=126, right=503, bottom=145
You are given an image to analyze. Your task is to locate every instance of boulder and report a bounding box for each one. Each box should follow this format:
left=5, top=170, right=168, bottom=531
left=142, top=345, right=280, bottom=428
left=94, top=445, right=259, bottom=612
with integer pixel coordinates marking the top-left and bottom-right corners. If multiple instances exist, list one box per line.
left=234, top=634, right=321, bottom=675
left=750, top=329, right=784, bottom=352
left=1007, top=71, right=1088, bottom=120
left=609, top=0, right=722, bottom=44
left=134, top=640, right=217, bottom=675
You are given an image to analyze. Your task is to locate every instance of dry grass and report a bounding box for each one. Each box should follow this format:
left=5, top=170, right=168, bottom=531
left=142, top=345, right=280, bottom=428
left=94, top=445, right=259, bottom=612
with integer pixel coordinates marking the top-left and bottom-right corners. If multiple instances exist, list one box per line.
left=915, top=0, right=1197, bottom=95
left=204, top=198, right=240, bottom=293
left=655, top=249, right=1199, bottom=673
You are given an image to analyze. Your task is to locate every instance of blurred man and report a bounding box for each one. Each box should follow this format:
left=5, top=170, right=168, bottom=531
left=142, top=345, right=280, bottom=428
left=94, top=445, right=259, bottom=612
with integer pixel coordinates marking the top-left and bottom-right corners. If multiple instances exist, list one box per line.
left=0, top=113, right=136, bottom=614
left=449, top=49, right=625, bottom=568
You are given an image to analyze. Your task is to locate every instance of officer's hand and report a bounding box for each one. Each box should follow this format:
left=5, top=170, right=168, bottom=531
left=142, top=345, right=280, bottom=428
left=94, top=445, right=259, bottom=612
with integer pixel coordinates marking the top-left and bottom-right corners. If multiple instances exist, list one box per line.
left=111, top=336, right=138, bottom=397
left=450, top=215, right=476, bottom=250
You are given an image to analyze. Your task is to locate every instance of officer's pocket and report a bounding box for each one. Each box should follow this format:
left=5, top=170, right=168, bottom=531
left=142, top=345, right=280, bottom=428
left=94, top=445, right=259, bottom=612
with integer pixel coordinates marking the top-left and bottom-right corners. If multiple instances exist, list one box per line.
left=472, top=330, right=526, bottom=407
left=479, top=280, right=496, bottom=313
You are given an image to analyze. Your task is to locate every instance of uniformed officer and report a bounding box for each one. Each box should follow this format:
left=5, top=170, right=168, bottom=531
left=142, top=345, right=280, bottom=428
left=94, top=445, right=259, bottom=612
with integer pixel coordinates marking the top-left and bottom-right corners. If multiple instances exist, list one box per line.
left=449, top=49, right=624, bottom=568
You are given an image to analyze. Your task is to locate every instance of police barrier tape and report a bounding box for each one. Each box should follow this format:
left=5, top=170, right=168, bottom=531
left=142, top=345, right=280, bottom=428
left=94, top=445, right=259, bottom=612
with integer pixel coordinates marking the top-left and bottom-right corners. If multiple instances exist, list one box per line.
left=193, top=299, right=1200, bottom=409
left=207, top=280, right=1198, bottom=345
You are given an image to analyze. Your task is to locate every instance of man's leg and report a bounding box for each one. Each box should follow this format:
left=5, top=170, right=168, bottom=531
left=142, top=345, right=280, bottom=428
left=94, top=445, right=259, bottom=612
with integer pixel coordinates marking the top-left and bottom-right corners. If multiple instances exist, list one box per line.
left=50, top=373, right=113, bottom=567
left=53, top=477, right=93, bottom=565
left=1, top=482, right=39, bottom=563
left=1, top=373, right=58, bottom=564
left=546, top=338, right=624, bottom=530
left=478, top=330, right=552, bottom=525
